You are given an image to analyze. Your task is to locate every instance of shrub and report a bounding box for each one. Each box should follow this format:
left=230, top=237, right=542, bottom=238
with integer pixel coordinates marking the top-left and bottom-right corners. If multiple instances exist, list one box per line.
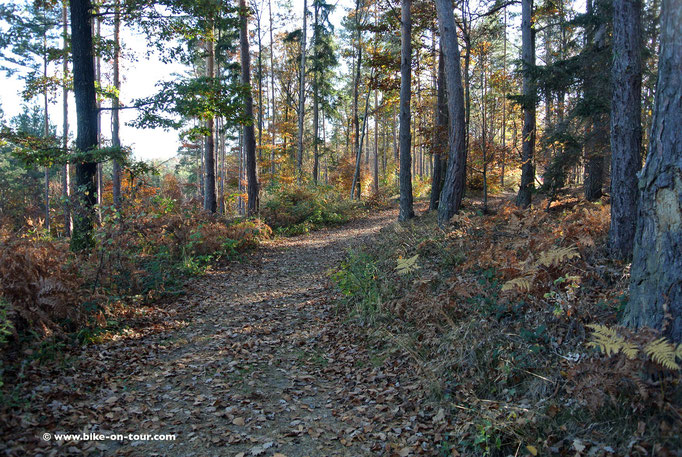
left=261, top=184, right=359, bottom=235
left=0, top=237, right=83, bottom=336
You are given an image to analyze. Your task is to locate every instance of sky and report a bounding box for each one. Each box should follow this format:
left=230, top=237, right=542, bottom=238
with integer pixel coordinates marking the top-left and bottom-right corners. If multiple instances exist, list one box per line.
left=0, top=0, right=354, bottom=162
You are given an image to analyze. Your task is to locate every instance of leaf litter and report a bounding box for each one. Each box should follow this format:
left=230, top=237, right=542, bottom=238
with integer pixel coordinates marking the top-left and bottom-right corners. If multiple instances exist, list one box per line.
left=1, top=205, right=448, bottom=456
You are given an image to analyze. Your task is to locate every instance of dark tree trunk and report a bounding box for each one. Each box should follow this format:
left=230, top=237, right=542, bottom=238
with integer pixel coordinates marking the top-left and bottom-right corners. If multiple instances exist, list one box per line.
left=583, top=0, right=609, bottom=202
left=435, top=0, right=466, bottom=225
left=297, top=0, right=307, bottom=180
left=241, top=0, right=260, bottom=216
left=516, top=0, right=536, bottom=208
left=609, top=0, right=642, bottom=259
left=204, top=28, right=217, bottom=213
left=626, top=0, right=682, bottom=342
left=312, top=2, right=319, bottom=183
left=62, top=0, right=71, bottom=236
left=398, top=0, right=414, bottom=221
left=429, top=49, right=447, bottom=211
left=70, top=0, right=99, bottom=251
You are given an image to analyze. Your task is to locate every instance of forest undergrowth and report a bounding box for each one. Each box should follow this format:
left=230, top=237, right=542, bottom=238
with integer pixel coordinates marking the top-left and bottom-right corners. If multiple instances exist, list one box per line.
left=0, top=181, right=368, bottom=390
left=332, top=195, right=681, bottom=456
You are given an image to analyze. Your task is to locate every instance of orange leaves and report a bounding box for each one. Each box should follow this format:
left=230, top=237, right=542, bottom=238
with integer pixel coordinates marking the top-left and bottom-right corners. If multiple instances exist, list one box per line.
left=0, top=237, right=83, bottom=335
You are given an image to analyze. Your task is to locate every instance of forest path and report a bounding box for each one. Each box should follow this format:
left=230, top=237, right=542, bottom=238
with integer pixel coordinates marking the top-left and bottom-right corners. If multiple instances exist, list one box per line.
left=101, top=206, right=406, bottom=457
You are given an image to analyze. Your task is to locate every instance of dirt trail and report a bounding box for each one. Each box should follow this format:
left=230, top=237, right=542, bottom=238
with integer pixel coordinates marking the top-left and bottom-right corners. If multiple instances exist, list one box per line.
left=11, top=207, right=421, bottom=457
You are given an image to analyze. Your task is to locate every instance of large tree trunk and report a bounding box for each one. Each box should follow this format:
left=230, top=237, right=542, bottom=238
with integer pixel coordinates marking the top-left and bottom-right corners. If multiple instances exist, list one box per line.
left=609, top=0, right=642, bottom=259
left=204, top=27, right=217, bottom=213
left=69, top=0, right=98, bottom=251
left=429, top=49, right=447, bottom=211
left=626, top=0, right=682, bottom=342
left=516, top=0, right=536, bottom=208
left=241, top=0, right=260, bottom=216
left=398, top=0, right=414, bottom=221
left=112, top=0, right=122, bottom=210
left=296, top=0, right=307, bottom=180
left=435, top=0, right=466, bottom=225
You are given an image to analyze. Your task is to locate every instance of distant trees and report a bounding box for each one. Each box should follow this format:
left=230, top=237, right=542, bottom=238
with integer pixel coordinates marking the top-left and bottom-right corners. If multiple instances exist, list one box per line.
left=626, top=0, right=681, bottom=342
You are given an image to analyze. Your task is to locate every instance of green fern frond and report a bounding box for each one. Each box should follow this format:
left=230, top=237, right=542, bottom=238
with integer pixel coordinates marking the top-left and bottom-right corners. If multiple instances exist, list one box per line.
left=676, top=344, right=682, bottom=361
left=644, top=338, right=680, bottom=370
left=537, top=246, right=580, bottom=268
left=395, top=254, right=420, bottom=275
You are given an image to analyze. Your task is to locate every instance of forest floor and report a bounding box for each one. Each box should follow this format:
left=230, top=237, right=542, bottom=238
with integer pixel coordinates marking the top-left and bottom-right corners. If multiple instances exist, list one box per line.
left=2, top=204, right=441, bottom=457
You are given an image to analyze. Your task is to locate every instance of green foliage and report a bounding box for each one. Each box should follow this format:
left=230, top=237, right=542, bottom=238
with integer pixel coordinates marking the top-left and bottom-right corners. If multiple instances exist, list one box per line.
left=261, top=184, right=359, bottom=235
left=331, top=250, right=383, bottom=319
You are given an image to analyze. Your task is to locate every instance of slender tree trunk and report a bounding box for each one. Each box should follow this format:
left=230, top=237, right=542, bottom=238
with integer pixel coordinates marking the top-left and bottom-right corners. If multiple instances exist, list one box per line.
left=112, top=0, right=122, bottom=210
left=256, top=10, right=263, bottom=162
left=70, top=0, right=99, bottom=251
left=350, top=82, right=373, bottom=199
left=501, top=7, right=507, bottom=189
left=435, top=0, right=467, bottom=225
left=43, top=20, right=50, bottom=232
left=297, top=0, right=307, bottom=180
left=516, top=0, right=536, bottom=208
left=95, top=16, right=103, bottom=222
left=373, top=89, right=379, bottom=193
left=204, top=25, right=217, bottom=213
left=429, top=49, right=447, bottom=211
left=62, top=0, right=71, bottom=236
left=241, top=0, right=260, bottom=215
left=626, top=0, right=682, bottom=341
left=312, top=2, right=320, bottom=183
left=584, top=0, right=608, bottom=201
left=268, top=0, right=276, bottom=178
left=482, top=61, right=488, bottom=214
left=353, top=4, right=362, bottom=199
left=609, top=0, right=642, bottom=259
left=398, top=0, right=414, bottom=221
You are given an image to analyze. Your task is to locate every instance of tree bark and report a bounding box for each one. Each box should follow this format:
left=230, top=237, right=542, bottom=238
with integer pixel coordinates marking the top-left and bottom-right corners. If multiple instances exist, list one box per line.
left=398, top=0, right=414, bottom=221
left=609, top=0, right=642, bottom=259
left=112, top=0, right=122, bottom=210
left=241, top=0, right=260, bottom=216
left=626, top=0, right=682, bottom=342
left=429, top=49, right=447, bottom=211
left=312, top=1, right=320, bottom=183
left=297, top=0, right=307, bottom=180
left=204, top=24, right=217, bottom=213
left=516, top=0, right=536, bottom=208
left=69, top=0, right=99, bottom=251
left=435, top=0, right=466, bottom=225
left=583, top=0, right=609, bottom=202
left=268, top=0, right=276, bottom=178
left=62, top=0, right=71, bottom=236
